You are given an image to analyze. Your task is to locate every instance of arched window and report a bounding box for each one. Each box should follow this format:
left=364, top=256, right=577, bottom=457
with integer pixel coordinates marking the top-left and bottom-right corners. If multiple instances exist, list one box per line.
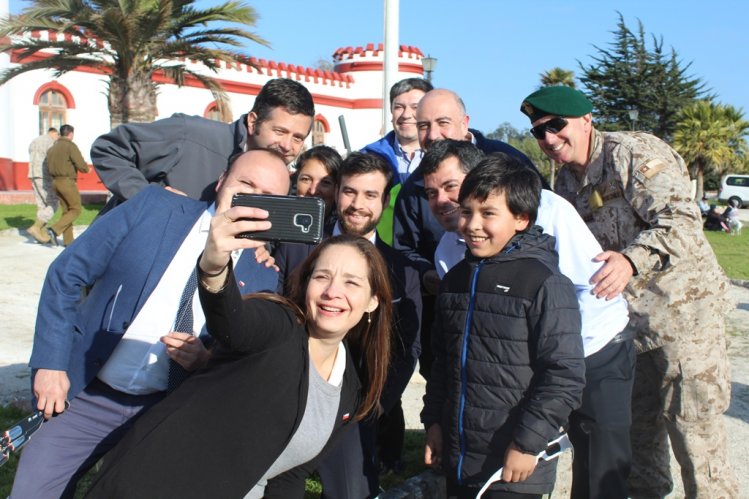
left=204, top=102, right=233, bottom=123
left=312, top=119, right=326, bottom=145
left=38, top=90, right=67, bottom=135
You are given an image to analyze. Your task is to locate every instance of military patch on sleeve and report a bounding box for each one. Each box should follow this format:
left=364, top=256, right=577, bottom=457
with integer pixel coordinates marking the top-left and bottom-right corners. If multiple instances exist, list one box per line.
left=634, top=159, right=667, bottom=183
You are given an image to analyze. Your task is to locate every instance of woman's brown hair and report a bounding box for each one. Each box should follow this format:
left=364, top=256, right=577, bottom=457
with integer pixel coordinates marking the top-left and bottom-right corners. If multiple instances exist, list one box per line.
left=287, top=234, right=392, bottom=420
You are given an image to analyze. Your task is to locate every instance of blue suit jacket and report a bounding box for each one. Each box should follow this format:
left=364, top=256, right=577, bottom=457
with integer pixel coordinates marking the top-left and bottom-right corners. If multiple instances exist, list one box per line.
left=30, top=186, right=278, bottom=399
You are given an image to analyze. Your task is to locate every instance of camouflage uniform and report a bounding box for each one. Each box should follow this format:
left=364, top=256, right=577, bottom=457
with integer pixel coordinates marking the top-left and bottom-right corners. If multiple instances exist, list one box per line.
left=28, top=133, right=58, bottom=223
left=555, top=128, right=737, bottom=499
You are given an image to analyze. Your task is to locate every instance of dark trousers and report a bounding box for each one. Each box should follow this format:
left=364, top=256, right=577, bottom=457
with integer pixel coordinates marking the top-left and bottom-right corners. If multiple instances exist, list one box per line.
left=568, top=336, right=636, bottom=499
left=446, top=480, right=542, bottom=499
left=50, top=176, right=82, bottom=245
left=418, top=294, right=436, bottom=380
left=377, top=400, right=405, bottom=467
left=10, top=378, right=164, bottom=499
left=318, top=418, right=379, bottom=498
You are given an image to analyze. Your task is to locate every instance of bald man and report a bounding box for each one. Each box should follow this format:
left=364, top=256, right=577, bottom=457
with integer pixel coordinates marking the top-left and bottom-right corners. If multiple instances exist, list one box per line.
left=392, top=89, right=545, bottom=379
left=11, top=149, right=291, bottom=499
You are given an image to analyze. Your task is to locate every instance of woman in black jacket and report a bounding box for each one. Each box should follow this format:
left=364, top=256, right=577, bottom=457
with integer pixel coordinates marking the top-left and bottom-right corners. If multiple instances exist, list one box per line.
left=86, top=226, right=393, bottom=497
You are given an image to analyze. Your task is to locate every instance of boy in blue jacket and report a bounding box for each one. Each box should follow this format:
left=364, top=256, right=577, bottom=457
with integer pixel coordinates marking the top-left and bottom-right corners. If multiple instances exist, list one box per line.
left=421, top=153, right=585, bottom=498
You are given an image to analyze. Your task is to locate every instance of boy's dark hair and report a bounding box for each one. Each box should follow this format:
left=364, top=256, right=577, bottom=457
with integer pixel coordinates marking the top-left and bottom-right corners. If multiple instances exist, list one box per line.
left=458, top=152, right=542, bottom=227
left=420, top=139, right=484, bottom=177
left=338, top=152, right=395, bottom=202
left=250, top=78, right=315, bottom=125
left=389, top=78, right=433, bottom=107
left=296, top=145, right=342, bottom=179
left=59, top=124, right=74, bottom=137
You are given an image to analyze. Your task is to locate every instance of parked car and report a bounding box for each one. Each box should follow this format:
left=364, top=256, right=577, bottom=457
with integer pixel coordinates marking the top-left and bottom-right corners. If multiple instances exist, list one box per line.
left=718, top=174, right=749, bottom=208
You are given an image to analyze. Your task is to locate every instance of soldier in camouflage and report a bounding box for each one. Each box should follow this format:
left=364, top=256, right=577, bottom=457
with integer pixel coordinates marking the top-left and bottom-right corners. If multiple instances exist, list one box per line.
left=521, top=86, right=737, bottom=499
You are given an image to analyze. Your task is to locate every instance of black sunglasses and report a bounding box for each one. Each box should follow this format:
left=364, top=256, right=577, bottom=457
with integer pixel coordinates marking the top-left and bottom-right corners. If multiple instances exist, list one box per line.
left=530, top=117, right=569, bottom=140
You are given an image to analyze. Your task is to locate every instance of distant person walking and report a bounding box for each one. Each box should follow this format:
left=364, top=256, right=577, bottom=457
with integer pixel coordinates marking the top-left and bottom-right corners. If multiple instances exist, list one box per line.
left=46, top=124, right=89, bottom=246
left=27, top=127, right=59, bottom=244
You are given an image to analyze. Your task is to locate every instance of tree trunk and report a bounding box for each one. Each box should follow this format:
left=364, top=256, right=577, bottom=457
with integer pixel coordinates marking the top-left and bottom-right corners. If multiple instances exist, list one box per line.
left=695, top=161, right=705, bottom=201
left=107, top=73, right=159, bottom=129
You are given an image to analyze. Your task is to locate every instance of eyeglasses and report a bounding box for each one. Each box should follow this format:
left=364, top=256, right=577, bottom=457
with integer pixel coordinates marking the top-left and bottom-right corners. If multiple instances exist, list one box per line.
left=530, top=117, right=569, bottom=140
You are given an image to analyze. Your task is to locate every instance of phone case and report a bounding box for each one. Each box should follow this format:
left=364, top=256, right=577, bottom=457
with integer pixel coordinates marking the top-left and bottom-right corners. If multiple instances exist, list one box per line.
left=230, top=194, right=325, bottom=244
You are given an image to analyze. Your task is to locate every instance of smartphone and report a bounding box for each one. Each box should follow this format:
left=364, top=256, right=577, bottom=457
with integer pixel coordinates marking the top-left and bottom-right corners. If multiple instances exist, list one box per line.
left=230, top=193, right=325, bottom=244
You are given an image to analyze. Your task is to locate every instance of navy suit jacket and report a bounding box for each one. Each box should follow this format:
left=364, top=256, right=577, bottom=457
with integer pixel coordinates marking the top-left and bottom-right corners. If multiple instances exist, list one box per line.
left=30, top=186, right=278, bottom=399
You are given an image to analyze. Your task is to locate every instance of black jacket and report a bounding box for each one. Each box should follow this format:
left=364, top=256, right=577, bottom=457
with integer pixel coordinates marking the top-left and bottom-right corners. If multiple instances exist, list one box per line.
left=392, top=130, right=548, bottom=277
left=421, top=227, right=585, bottom=494
left=86, top=268, right=361, bottom=499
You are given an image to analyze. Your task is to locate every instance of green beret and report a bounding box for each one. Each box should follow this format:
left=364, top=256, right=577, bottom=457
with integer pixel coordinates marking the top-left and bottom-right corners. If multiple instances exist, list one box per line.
left=520, top=86, right=592, bottom=122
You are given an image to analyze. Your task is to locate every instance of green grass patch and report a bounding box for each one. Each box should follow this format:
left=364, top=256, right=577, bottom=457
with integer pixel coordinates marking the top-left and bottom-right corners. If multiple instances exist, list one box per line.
left=0, top=405, right=27, bottom=498
left=704, top=229, right=749, bottom=280
left=0, top=204, right=104, bottom=232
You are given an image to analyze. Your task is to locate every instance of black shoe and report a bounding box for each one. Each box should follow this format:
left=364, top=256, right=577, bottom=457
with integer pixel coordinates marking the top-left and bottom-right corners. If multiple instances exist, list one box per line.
left=46, top=228, right=60, bottom=246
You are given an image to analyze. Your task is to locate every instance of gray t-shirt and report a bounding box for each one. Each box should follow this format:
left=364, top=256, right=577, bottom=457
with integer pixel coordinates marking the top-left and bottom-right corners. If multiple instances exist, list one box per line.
left=245, top=349, right=344, bottom=497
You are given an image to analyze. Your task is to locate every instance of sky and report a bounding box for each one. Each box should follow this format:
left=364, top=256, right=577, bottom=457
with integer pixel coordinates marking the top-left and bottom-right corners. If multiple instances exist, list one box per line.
left=8, top=0, right=749, bottom=133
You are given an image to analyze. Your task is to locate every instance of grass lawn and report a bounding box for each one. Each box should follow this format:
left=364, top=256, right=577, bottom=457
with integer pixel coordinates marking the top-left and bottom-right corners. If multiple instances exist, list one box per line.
left=704, top=229, right=749, bottom=280
left=0, top=203, right=104, bottom=232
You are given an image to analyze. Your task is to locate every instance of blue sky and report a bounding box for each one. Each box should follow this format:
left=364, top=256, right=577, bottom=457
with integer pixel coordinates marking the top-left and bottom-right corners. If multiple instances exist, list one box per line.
left=9, top=0, right=749, bottom=133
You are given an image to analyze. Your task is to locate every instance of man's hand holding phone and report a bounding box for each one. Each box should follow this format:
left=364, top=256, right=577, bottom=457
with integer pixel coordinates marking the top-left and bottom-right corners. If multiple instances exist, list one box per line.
left=200, top=205, right=271, bottom=277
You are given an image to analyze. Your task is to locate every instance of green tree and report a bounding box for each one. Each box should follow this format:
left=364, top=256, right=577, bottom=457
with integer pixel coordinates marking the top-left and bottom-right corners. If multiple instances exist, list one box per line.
left=540, top=67, right=576, bottom=88
left=0, top=0, right=268, bottom=127
left=579, top=12, right=709, bottom=140
left=673, top=100, right=749, bottom=199
left=488, top=122, right=553, bottom=181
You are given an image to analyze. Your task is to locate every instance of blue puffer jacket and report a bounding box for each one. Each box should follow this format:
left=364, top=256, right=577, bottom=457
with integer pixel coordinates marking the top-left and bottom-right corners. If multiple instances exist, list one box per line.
left=422, top=227, right=585, bottom=494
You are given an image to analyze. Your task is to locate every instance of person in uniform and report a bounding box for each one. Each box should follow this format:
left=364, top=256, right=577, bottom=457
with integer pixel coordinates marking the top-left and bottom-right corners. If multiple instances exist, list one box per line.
left=26, top=127, right=59, bottom=244
left=46, top=124, right=89, bottom=246
left=520, top=85, right=737, bottom=499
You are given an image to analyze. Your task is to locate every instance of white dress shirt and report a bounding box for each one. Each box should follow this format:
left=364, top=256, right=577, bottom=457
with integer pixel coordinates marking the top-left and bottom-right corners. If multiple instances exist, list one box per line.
left=434, top=190, right=630, bottom=357
left=98, top=205, right=244, bottom=394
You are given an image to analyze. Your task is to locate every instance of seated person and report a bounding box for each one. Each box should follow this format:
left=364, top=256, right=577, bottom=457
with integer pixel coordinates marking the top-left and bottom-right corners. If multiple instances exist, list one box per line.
left=422, top=153, right=585, bottom=498
left=723, top=200, right=742, bottom=235
left=698, top=196, right=710, bottom=217
left=704, top=204, right=728, bottom=231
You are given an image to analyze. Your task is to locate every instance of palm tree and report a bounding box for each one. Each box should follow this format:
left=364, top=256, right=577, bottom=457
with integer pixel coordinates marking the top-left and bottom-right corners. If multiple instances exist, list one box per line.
left=1, top=0, right=269, bottom=127
left=540, top=67, right=576, bottom=88
left=673, top=100, right=749, bottom=199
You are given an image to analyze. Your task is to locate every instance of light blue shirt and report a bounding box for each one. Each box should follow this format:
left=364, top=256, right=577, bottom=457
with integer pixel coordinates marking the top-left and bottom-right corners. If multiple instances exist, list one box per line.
left=393, top=138, right=423, bottom=184
left=435, top=189, right=630, bottom=357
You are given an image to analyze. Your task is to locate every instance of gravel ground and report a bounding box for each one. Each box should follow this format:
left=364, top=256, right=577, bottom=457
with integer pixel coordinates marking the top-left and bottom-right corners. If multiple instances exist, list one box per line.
left=1, top=226, right=748, bottom=497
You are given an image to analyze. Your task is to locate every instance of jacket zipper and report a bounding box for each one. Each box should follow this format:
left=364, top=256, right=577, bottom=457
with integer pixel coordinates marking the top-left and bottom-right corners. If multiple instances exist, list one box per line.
left=456, top=259, right=484, bottom=485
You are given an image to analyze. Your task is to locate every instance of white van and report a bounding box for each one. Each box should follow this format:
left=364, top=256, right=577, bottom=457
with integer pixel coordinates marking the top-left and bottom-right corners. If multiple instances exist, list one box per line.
left=718, top=174, right=749, bottom=208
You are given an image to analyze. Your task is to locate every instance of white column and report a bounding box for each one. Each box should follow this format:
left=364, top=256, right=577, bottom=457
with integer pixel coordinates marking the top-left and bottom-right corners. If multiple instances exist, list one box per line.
left=382, top=0, right=398, bottom=134
left=0, top=0, right=14, bottom=161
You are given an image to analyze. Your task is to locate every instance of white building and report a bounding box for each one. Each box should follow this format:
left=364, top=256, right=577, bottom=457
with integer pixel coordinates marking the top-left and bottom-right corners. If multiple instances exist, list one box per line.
left=0, top=28, right=428, bottom=193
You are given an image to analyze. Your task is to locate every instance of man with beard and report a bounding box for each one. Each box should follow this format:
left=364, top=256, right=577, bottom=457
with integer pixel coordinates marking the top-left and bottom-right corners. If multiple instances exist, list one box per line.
left=91, top=78, right=314, bottom=212
left=274, top=152, right=421, bottom=497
